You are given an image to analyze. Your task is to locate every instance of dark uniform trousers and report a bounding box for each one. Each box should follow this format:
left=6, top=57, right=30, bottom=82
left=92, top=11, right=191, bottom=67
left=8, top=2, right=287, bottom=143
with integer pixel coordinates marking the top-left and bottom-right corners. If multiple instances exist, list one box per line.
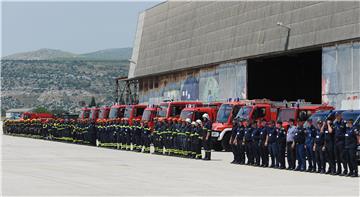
left=245, top=141, right=254, bottom=164
left=277, top=142, right=286, bottom=168
left=252, top=140, right=261, bottom=165
left=260, top=141, right=268, bottom=166
left=315, top=146, right=326, bottom=172
left=286, top=142, right=296, bottom=169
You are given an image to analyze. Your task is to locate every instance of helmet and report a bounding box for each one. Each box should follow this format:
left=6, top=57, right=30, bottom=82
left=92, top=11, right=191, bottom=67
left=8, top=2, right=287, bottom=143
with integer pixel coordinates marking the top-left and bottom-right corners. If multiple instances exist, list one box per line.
left=202, top=113, right=210, bottom=120
left=185, top=118, right=191, bottom=124
left=191, top=121, right=197, bottom=126
left=196, top=119, right=202, bottom=125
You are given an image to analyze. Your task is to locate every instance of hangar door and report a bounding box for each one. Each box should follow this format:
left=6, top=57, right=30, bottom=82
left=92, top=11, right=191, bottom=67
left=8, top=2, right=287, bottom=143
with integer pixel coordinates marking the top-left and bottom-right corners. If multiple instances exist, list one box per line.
left=247, top=49, right=322, bottom=104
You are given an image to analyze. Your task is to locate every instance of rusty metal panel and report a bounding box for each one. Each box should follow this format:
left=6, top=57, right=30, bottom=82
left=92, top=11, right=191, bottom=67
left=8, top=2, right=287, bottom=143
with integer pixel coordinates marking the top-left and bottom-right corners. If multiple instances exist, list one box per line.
left=139, top=60, right=248, bottom=104
left=322, top=42, right=360, bottom=109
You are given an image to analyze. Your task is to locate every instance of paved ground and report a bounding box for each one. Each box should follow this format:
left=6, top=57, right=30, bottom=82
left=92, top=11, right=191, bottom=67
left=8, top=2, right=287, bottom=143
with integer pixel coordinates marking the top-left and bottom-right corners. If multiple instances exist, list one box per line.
left=1, top=134, right=359, bottom=196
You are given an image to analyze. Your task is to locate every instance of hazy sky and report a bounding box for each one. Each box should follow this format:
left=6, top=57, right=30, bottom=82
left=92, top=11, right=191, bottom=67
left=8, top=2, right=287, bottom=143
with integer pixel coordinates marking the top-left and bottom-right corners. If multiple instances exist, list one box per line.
left=1, top=1, right=159, bottom=56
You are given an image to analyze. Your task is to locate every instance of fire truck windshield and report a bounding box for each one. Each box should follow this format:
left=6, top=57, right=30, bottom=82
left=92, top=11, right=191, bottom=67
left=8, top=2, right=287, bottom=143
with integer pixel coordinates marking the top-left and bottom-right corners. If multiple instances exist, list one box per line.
left=124, top=106, right=132, bottom=118
left=216, top=104, right=232, bottom=123
left=90, top=110, right=97, bottom=119
left=180, top=110, right=193, bottom=120
left=277, top=108, right=296, bottom=122
left=142, top=110, right=152, bottom=121
left=236, top=106, right=252, bottom=120
left=342, top=112, right=360, bottom=122
left=98, top=109, right=106, bottom=119
left=79, top=110, right=90, bottom=119
left=157, top=104, right=168, bottom=117
left=109, top=108, right=118, bottom=119
left=305, top=112, right=328, bottom=128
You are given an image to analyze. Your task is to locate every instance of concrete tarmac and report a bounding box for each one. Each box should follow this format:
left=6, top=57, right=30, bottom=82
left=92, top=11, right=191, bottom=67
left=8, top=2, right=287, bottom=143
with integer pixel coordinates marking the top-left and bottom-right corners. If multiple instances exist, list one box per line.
left=2, top=135, right=359, bottom=196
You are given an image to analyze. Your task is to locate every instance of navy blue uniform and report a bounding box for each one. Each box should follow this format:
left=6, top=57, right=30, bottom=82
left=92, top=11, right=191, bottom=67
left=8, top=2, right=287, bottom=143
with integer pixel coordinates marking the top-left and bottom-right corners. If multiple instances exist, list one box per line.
left=259, top=126, right=268, bottom=167
left=235, top=125, right=245, bottom=164
left=314, top=129, right=326, bottom=173
left=333, top=119, right=347, bottom=174
left=294, top=126, right=306, bottom=171
left=276, top=127, right=287, bottom=169
left=203, top=119, right=212, bottom=160
left=267, top=126, right=278, bottom=168
left=305, top=125, right=317, bottom=172
left=244, top=126, right=254, bottom=165
left=324, top=124, right=336, bottom=174
left=252, top=127, right=261, bottom=166
left=231, top=124, right=239, bottom=163
left=344, top=126, right=359, bottom=177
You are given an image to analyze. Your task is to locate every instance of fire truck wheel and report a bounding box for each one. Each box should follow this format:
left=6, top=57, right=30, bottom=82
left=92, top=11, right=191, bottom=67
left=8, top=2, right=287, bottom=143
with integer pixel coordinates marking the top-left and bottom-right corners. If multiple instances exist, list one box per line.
left=221, top=132, right=231, bottom=152
left=212, top=142, right=223, bottom=151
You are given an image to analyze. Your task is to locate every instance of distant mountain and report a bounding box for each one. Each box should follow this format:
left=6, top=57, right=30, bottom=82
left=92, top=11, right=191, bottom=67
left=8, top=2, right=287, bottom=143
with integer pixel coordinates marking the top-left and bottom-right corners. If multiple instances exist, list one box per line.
left=1, top=47, right=132, bottom=114
left=79, top=48, right=132, bottom=61
left=3, top=48, right=77, bottom=60
left=3, top=47, right=132, bottom=61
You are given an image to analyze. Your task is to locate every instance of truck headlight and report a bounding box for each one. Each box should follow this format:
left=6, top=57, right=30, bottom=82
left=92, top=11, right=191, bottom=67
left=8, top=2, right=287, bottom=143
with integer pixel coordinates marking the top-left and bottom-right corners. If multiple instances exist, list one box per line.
left=211, top=131, right=220, bottom=137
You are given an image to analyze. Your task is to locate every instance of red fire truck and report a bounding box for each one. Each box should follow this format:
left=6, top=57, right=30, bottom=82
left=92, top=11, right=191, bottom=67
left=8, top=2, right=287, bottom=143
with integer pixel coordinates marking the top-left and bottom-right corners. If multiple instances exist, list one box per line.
left=179, top=102, right=222, bottom=122
left=21, top=112, right=55, bottom=120
left=98, top=106, right=111, bottom=120
left=78, top=107, right=91, bottom=120
left=277, top=102, right=334, bottom=128
left=141, top=104, right=159, bottom=129
left=108, top=104, right=126, bottom=120
left=156, top=101, right=203, bottom=120
left=235, top=99, right=283, bottom=122
left=89, top=107, right=100, bottom=122
left=123, top=104, right=147, bottom=124
left=211, top=99, right=250, bottom=151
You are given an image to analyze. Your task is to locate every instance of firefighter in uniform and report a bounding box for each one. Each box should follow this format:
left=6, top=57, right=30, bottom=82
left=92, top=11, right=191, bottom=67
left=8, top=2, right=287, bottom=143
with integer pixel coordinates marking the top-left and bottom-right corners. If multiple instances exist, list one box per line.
left=202, top=114, right=212, bottom=160
left=235, top=119, right=246, bottom=165
left=305, top=119, right=317, bottom=172
left=142, top=121, right=151, bottom=153
left=190, top=121, right=197, bottom=158
left=322, top=118, right=336, bottom=174
left=314, top=120, right=326, bottom=173
left=294, top=119, right=306, bottom=171
left=344, top=119, right=359, bottom=177
left=125, top=120, right=132, bottom=151
left=194, top=119, right=203, bottom=159
left=244, top=120, right=254, bottom=165
left=230, top=119, right=239, bottom=164
left=332, top=112, right=347, bottom=175
left=252, top=120, right=261, bottom=166
left=276, top=121, right=287, bottom=169
left=259, top=119, right=269, bottom=167
left=266, top=120, right=278, bottom=168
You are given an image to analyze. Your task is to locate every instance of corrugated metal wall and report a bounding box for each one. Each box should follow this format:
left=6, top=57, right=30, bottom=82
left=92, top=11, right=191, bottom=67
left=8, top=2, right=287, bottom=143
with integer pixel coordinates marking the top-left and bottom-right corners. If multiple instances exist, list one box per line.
left=139, top=61, right=247, bottom=104
left=131, top=1, right=360, bottom=78
left=322, top=42, right=360, bottom=109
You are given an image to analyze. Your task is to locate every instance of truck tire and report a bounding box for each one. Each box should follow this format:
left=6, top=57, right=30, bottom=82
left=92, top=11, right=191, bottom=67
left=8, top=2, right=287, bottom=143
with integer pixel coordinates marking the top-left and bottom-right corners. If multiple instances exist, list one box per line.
left=221, top=132, right=231, bottom=152
left=212, top=141, right=223, bottom=151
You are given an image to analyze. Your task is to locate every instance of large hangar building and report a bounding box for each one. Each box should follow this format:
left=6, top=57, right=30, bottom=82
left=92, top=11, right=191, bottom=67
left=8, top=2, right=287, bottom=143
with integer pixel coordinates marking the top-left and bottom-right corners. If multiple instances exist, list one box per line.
left=128, top=1, right=360, bottom=109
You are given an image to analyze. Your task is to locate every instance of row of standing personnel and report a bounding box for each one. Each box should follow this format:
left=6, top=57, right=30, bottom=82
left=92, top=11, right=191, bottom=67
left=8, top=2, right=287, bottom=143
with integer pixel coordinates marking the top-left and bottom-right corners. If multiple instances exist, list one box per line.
left=229, top=112, right=359, bottom=177
left=3, top=114, right=214, bottom=161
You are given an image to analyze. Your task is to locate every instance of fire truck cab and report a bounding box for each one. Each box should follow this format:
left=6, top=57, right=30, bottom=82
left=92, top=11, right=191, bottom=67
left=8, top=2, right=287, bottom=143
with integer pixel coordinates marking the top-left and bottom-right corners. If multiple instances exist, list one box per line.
left=123, top=104, right=147, bottom=124
left=212, top=99, right=249, bottom=151
left=277, top=102, right=334, bottom=128
left=180, top=102, right=222, bottom=122
left=156, top=101, right=203, bottom=120
left=89, top=107, right=100, bottom=122
left=98, top=106, right=111, bottom=120
left=108, top=104, right=126, bottom=120
left=141, top=104, right=159, bottom=129
left=78, top=107, right=91, bottom=120
left=235, top=99, right=281, bottom=123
